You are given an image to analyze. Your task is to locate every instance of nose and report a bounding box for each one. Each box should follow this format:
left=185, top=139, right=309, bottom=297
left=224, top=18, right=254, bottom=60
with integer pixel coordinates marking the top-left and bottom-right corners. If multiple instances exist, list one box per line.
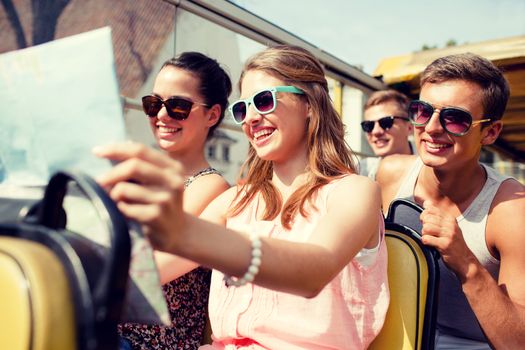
left=370, top=121, right=384, bottom=135
left=156, top=104, right=171, bottom=121
left=243, top=103, right=262, bottom=125
left=424, top=109, right=444, bottom=135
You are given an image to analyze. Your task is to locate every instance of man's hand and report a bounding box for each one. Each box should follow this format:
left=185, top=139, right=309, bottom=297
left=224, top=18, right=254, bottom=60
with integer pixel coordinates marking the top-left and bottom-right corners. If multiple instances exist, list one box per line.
left=420, top=200, right=478, bottom=281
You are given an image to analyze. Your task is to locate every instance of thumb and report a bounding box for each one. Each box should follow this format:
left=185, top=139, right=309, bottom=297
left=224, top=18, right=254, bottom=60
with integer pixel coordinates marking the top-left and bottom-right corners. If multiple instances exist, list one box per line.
left=422, top=199, right=435, bottom=210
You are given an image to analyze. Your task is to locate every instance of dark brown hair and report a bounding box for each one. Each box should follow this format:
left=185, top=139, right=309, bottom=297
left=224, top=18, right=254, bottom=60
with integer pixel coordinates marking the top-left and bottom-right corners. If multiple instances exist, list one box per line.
left=420, top=53, right=509, bottom=121
left=364, top=89, right=409, bottom=114
left=162, top=52, right=232, bottom=138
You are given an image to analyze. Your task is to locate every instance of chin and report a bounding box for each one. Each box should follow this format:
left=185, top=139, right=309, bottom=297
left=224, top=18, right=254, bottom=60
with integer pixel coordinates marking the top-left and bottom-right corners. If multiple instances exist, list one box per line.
left=419, top=152, right=451, bottom=169
left=373, top=148, right=390, bottom=158
left=157, top=140, right=179, bottom=152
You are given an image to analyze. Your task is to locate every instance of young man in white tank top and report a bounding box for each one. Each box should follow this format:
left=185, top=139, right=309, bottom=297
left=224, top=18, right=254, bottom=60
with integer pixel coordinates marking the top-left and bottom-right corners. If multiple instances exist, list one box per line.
left=359, top=90, right=414, bottom=179
left=376, top=53, right=525, bottom=349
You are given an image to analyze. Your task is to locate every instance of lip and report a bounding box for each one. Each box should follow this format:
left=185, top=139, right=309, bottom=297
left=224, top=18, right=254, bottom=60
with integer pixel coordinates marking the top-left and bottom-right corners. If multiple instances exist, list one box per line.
left=422, top=138, right=452, bottom=154
left=250, top=126, right=276, bottom=147
left=156, top=124, right=181, bottom=137
left=372, top=137, right=390, bottom=148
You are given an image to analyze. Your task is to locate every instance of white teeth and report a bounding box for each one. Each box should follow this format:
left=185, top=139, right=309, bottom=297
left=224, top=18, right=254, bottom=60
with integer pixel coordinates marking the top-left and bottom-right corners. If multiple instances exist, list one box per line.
left=426, top=141, right=449, bottom=149
left=158, top=126, right=180, bottom=133
left=253, top=129, right=274, bottom=140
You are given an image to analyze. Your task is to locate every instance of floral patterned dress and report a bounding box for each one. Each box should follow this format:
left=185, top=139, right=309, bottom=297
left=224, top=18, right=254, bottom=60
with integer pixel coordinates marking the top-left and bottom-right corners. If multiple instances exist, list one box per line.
left=119, top=168, right=221, bottom=349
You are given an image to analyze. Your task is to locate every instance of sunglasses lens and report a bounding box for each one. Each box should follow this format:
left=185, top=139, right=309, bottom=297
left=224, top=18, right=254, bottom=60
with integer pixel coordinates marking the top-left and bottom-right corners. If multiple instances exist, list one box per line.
left=409, top=101, right=433, bottom=125
left=360, top=121, right=374, bottom=133
left=378, top=117, right=394, bottom=130
left=441, top=109, right=472, bottom=135
left=231, top=102, right=247, bottom=124
left=142, top=96, right=162, bottom=117
left=253, top=90, right=275, bottom=113
left=164, top=98, right=193, bottom=120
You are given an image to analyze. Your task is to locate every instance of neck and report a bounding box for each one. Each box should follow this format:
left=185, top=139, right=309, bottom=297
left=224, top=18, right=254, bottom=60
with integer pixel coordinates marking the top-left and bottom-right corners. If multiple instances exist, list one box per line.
left=167, top=147, right=210, bottom=177
left=271, top=153, right=309, bottom=199
left=398, top=141, right=413, bottom=155
left=417, top=161, right=486, bottom=212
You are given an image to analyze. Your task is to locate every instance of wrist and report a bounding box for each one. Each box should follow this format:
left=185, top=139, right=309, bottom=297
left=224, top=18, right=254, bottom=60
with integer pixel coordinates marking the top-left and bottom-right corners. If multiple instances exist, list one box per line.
left=160, top=212, right=193, bottom=255
left=459, top=257, right=484, bottom=285
left=224, top=234, right=262, bottom=287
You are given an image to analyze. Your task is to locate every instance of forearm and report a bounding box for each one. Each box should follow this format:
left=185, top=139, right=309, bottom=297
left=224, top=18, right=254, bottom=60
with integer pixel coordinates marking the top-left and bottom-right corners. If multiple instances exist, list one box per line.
left=462, top=262, right=525, bottom=349
left=154, top=251, right=199, bottom=285
left=169, top=214, right=344, bottom=298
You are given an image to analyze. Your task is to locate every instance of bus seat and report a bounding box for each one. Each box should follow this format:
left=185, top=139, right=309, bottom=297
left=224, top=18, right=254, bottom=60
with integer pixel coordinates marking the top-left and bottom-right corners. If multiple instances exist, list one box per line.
left=0, top=171, right=131, bottom=350
left=0, top=237, right=76, bottom=350
left=369, top=199, right=439, bottom=350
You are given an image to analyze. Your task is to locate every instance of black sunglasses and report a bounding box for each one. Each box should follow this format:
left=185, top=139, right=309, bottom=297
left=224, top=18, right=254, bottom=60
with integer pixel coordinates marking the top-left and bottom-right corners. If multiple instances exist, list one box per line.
left=360, top=116, right=409, bottom=133
left=408, top=100, right=491, bottom=136
left=142, top=95, right=208, bottom=120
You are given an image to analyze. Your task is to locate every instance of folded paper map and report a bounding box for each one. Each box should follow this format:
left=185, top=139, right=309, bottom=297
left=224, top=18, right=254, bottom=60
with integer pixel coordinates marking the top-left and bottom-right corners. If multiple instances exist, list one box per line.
left=0, top=27, right=170, bottom=326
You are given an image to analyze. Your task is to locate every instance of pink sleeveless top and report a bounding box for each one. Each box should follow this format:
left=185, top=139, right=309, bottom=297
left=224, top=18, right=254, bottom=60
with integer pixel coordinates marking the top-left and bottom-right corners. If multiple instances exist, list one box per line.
left=201, top=177, right=389, bottom=350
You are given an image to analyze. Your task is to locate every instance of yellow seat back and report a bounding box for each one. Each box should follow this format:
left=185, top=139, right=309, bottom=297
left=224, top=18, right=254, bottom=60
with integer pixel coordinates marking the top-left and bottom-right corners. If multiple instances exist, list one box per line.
left=0, top=237, right=76, bottom=350
left=369, top=224, right=439, bottom=350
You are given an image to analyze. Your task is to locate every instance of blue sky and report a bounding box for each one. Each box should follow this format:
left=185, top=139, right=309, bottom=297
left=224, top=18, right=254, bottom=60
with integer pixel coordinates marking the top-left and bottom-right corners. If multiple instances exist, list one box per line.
left=231, top=0, right=525, bottom=75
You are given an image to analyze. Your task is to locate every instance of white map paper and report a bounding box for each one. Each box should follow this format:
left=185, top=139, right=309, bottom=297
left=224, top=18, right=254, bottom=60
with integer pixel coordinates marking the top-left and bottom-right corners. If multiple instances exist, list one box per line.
left=0, top=27, right=126, bottom=185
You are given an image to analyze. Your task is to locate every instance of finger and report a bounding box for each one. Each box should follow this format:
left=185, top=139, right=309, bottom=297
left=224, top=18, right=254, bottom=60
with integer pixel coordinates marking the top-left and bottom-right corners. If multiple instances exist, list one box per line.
left=421, top=232, right=441, bottom=247
left=93, top=142, right=182, bottom=170
left=421, top=203, right=441, bottom=217
left=116, top=201, right=162, bottom=224
left=98, top=157, right=184, bottom=190
left=109, top=181, right=173, bottom=205
left=420, top=211, right=440, bottom=229
left=116, top=203, right=177, bottom=251
left=420, top=209, right=442, bottom=224
left=421, top=221, right=444, bottom=237
left=422, top=199, right=433, bottom=209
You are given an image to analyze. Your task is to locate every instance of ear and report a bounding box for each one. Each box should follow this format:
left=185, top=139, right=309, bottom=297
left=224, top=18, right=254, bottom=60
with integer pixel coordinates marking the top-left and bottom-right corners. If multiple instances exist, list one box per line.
left=206, top=104, right=222, bottom=128
left=481, top=120, right=503, bottom=146
left=306, top=102, right=312, bottom=120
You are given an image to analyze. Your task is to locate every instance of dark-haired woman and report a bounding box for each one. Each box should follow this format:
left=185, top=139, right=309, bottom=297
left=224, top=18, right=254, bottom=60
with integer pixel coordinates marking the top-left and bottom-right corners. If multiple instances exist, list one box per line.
left=118, top=52, right=232, bottom=349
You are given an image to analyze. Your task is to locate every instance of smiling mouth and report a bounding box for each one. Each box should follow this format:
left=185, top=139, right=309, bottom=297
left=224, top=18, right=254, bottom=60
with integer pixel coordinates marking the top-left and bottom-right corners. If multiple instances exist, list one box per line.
left=253, top=129, right=275, bottom=141
left=157, top=126, right=181, bottom=133
left=373, top=138, right=389, bottom=147
left=425, top=141, right=451, bottom=149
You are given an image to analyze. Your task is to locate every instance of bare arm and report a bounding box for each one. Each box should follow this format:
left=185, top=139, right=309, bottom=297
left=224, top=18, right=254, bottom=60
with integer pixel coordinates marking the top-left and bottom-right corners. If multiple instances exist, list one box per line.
left=95, top=143, right=228, bottom=283
left=181, top=175, right=381, bottom=297
left=420, top=180, right=525, bottom=349
left=375, top=154, right=416, bottom=214
left=155, top=174, right=230, bottom=284
left=95, top=143, right=382, bottom=297
left=464, top=180, right=525, bottom=349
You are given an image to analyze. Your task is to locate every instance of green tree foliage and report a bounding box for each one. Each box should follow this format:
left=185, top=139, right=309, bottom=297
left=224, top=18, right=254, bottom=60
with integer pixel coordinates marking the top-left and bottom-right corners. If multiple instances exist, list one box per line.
left=420, top=38, right=459, bottom=51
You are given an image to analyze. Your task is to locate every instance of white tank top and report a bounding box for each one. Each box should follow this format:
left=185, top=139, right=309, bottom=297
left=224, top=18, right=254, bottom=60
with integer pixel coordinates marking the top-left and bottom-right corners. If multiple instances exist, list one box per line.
left=395, top=157, right=512, bottom=344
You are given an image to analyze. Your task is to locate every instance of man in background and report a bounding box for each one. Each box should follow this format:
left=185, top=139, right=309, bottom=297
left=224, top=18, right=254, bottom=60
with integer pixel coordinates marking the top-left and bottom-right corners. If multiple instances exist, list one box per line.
left=359, top=89, right=414, bottom=179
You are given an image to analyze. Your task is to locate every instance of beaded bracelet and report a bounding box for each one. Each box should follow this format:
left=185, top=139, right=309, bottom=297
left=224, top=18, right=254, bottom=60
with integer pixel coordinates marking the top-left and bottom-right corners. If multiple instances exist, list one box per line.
left=224, top=235, right=262, bottom=287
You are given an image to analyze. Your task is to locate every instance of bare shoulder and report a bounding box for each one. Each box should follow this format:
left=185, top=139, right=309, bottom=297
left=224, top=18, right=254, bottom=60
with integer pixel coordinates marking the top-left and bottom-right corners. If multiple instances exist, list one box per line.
left=491, top=178, right=525, bottom=219
left=376, top=154, right=417, bottom=213
left=197, top=185, right=239, bottom=225
left=183, top=173, right=230, bottom=216
left=200, top=185, right=239, bottom=214
left=376, top=154, right=417, bottom=184
left=210, top=185, right=241, bottom=205
left=327, top=174, right=381, bottom=208
left=488, top=178, right=525, bottom=252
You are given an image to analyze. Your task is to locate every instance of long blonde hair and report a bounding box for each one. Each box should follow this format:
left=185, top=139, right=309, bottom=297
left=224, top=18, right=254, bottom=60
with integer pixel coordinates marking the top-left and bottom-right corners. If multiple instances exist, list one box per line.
left=229, top=45, right=357, bottom=229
